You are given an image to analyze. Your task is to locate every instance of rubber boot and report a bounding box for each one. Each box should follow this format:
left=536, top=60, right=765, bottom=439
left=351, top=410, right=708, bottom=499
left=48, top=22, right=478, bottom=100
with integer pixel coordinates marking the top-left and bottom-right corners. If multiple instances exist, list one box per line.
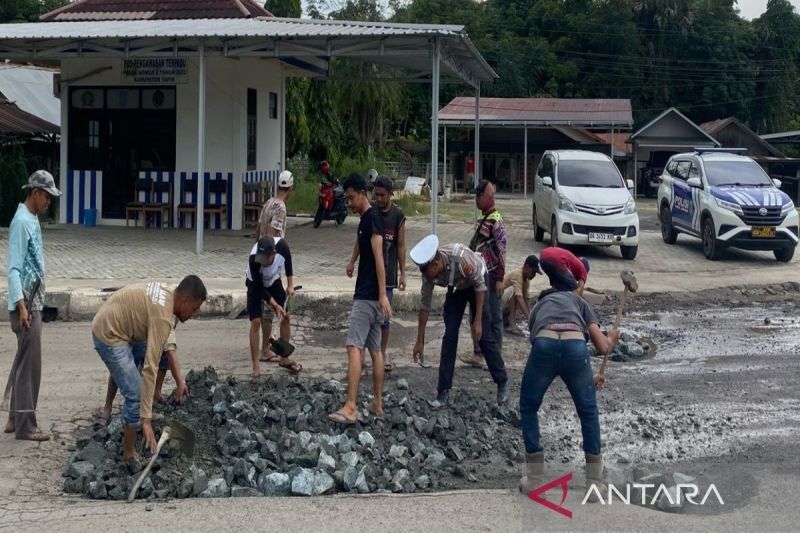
left=584, top=453, right=606, bottom=503
left=518, top=451, right=544, bottom=494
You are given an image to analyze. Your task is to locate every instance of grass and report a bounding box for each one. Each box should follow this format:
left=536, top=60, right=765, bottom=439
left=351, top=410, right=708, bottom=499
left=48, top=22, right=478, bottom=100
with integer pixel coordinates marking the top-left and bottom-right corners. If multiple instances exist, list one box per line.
left=285, top=177, right=320, bottom=215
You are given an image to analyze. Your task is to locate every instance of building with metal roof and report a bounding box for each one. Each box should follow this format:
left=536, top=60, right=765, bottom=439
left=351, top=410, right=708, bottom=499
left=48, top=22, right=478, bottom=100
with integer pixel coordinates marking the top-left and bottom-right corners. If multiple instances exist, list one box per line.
left=0, top=6, right=495, bottom=247
left=40, top=0, right=271, bottom=21
left=0, top=63, right=61, bottom=126
left=438, top=97, right=632, bottom=195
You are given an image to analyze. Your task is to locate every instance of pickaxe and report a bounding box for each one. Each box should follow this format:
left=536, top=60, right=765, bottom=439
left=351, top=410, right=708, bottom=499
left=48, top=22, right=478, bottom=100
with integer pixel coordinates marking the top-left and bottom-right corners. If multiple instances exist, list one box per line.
left=598, top=270, right=638, bottom=380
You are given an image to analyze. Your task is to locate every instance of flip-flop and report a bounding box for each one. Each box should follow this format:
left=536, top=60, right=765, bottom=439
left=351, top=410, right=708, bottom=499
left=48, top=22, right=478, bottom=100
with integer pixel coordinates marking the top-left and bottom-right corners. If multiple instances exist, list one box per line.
left=278, top=360, right=303, bottom=375
left=328, top=410, right=357, bottom=426
left=260, top=353, right=280, bottom=363
left=16, top=432, right=50, bottom=442
left=3, top=426, right=14, bottom=434
left=384, top=362, right=394, bottom=373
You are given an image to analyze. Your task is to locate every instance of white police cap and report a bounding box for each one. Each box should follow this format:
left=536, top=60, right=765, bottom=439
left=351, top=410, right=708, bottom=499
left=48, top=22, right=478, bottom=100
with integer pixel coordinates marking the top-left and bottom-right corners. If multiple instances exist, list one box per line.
left=410, top=234, right=439, bottom=266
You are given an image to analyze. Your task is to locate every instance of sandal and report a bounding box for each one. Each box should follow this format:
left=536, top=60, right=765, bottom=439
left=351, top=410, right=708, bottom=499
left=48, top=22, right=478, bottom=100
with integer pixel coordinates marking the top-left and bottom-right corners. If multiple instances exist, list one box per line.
left=16, top=432, right=50, bottom=442
left=260, top=353, right=280, bottom=363
left=278, top=359, right=303, bottom=375
left=328, top=410, right=357, bottom=426
left=384, top=362, right=394, bottom=373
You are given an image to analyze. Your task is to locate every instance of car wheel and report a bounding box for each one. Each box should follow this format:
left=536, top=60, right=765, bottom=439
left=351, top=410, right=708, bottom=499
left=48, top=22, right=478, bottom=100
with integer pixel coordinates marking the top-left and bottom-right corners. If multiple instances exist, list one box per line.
left=660, top=205, right=678, bottom=244
left=550, top=218, right=559, bottom=247
left=533, top=206, right=544, bottom=242
left=702, top=217, right=723, bottom=260
left=774, top=247, right=795, bottom=262
left=621, top=245, right=638, bottom=260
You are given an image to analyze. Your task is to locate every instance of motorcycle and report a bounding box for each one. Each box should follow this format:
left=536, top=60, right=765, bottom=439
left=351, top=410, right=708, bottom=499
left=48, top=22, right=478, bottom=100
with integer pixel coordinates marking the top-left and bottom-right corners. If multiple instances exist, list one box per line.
left=313, top=177, right=348, bottom=227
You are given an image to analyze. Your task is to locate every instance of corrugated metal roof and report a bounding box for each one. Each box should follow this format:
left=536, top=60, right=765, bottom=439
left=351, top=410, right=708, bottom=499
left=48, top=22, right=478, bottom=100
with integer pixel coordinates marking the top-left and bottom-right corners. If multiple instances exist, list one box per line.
left=41, top=0, right=270, bottom=21
left=0, top=94, right=59, bottom=136
left=0, top=17, right=465, bottom=40
left=439, top=97, right=633, bottom=126
left=0, top=64, right=61, bottom=126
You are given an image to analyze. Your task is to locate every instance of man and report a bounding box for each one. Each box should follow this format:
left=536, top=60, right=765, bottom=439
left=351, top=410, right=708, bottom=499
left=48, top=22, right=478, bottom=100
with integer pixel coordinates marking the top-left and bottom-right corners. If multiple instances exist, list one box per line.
left=502, top=254, right=543, bottom=331
left=329, top=173, right=392, bottom=425
left=540, top=246, right=590, bottom=296
left=258, top=170, right=293, bottom=239
left=101, top=330, right=187, bottom=423
left=92, top=276, right=206, bottom=460
left=3, top=170, right=60, bottom=441
left=246, top=235, right=300, bottom=376
left=346, top=175, right=406, bottom=373
left=462, top=179, right=507, bottom=368
left=411, top=235, right=509, bottom=405
left=256, top=170, right=293, bottom=361
left=519, top=262, right=619, bottom=499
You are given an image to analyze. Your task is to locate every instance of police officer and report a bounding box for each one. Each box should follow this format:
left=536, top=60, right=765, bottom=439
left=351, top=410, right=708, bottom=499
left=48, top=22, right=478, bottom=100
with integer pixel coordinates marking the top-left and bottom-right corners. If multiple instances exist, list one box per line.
left=410, top=235, right=509, bottom=405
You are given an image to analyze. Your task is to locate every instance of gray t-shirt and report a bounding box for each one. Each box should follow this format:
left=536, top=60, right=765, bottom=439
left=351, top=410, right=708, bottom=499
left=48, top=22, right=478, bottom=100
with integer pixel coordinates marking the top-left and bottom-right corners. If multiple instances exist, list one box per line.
left=528, top=290, right=599, bottom=339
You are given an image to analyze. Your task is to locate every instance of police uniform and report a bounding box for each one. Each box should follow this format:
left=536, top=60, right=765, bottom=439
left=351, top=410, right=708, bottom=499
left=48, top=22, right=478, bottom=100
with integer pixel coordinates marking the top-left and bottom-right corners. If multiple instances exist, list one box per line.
left=411, top=236, right=508, bottom=398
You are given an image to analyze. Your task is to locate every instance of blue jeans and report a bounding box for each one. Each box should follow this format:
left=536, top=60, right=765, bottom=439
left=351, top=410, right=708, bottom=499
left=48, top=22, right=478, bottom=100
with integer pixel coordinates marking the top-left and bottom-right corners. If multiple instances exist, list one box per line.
left=93, top=334, right=147, bottom=426
left=519, top=337, right=601, bottom=455
left=487, top=282, right=503, bottom=354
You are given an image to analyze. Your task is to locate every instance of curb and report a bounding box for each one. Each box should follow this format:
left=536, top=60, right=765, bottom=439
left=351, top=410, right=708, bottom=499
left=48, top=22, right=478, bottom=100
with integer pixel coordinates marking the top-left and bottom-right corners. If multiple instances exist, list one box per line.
left=0, top=289, right=451, bottom=322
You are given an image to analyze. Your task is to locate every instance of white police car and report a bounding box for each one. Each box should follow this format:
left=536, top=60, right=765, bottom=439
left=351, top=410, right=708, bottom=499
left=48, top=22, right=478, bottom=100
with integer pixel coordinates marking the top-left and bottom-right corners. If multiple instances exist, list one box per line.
left=657, top=149, right=798, bottom=261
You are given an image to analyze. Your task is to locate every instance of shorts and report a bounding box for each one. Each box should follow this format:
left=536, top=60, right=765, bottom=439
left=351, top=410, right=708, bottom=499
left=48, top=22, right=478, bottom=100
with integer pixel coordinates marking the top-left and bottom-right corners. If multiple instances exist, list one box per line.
left=380, top=288, right=394, bottom=331
left=93, top=335, right=147, bottom=426
left=247, top=278, right=287, bottom=320
left=346, top=299, right=383, bottom=351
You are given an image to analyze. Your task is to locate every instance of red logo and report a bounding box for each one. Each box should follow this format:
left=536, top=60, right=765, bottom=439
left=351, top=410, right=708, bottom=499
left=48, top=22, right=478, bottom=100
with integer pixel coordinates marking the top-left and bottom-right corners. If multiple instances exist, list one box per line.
left=528, top=473, right=573, bottom=518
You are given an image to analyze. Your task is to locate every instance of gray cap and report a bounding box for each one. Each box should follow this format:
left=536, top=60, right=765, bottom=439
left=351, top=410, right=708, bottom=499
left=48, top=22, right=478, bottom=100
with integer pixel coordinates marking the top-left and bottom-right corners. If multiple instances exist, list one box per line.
left=410, top=234, right=439, bottom=266
left=23, top=170, right=61, bottom=197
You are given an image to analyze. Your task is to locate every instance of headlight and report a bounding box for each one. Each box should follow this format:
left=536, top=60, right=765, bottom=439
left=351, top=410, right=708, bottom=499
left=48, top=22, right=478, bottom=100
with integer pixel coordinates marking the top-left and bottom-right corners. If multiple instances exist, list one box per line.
left=781, top=202, right=796, bottom=215
left=715, top=197, right=743, bottom=215
left=558, top=195, right=576, bottom=213
left=624, top=198, right=636, bottom=215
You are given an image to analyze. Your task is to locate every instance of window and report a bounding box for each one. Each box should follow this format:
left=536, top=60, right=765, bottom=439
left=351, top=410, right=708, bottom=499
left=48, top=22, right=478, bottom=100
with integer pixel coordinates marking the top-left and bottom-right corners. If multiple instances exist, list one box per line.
left=703, top=160, right=772, bottom=187
left=675, top=161, right=691, bottom=180
left=538, top=156, right=553, bottom=179
left=88, top=120, right=100, bottom=149
left=247, top=88, right=257, bottom=169
left=556, top=160, right=624, bottom=188
left=665, top=160, right=678, bottom=176
left=269, top=92, right=278, bottom=119
left=689, top=163, right=702, bottom=180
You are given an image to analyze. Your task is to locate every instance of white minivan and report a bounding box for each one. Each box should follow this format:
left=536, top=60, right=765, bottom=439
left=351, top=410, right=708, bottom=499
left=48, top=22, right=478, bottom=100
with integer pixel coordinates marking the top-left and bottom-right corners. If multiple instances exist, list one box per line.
left=532, top=150, right=640, bottom=260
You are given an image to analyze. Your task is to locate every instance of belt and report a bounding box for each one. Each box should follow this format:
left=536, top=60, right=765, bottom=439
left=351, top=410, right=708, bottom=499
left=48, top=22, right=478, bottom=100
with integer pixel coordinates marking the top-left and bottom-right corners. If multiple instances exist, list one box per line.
left=535, top=330, right=585, bottom=341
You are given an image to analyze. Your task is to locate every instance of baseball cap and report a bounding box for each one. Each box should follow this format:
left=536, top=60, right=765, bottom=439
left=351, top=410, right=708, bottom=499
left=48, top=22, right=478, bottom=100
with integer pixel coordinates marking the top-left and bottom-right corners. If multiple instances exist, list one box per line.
left=524, top=255, right=544, bottom=275
left=373, top=175, right=393, bottom=192
left=473, top=179, right=492, bottom=195
left=23, top=170, right=61, bottom=197
left=254, top=236, right=276, bottom=265
left=278, top=170, right=294, bottom=188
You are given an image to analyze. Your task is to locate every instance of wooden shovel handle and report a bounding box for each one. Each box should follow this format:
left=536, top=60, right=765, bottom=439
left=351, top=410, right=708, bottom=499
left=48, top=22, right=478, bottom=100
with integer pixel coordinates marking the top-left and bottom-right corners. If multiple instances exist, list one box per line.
left=127, top=428, right=170, bottom=503
left=599, top=288, right=628, bottom=378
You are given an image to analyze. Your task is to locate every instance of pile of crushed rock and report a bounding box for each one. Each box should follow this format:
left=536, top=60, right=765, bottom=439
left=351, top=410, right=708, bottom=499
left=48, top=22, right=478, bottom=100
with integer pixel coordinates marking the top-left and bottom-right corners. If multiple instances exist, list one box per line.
left=63, top=367, right=525, bottom=500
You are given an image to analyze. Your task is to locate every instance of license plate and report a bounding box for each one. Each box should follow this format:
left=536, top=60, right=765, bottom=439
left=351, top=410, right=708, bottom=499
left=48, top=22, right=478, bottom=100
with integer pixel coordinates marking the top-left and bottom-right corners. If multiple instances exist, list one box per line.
left=752, top=226, right=775, bottom=238
left=589, top=232, right=614, bottom=243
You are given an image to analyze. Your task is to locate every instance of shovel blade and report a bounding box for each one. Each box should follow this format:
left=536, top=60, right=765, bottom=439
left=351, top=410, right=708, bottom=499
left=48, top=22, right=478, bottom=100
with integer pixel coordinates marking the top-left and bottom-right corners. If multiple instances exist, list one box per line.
left=269, top=337, right=295, bottom=358
left=167, top=420, right=195, bottom=458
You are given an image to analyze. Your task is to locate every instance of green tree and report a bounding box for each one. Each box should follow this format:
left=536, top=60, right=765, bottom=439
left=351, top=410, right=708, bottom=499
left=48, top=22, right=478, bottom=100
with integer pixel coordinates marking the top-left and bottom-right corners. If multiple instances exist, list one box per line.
left=0, top=0, right=70, bottom=23
left=264, top=0, right=301, bottom=17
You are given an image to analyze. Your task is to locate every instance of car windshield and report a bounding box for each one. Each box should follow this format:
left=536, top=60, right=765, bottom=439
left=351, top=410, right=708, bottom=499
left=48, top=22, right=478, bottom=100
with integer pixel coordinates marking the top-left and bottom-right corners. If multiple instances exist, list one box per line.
left=704, top=160, right=772, bottom=187
left=557, top=160, right=624, bottom=188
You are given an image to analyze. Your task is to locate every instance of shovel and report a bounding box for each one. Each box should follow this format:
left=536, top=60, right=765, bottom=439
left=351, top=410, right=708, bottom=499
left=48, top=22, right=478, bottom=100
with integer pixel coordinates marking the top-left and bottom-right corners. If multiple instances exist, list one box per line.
left=268, top=285, right=301, bottom=358
left=127, top=420, right=195, bottom=503
left=598, top=270, right=638, bottom=381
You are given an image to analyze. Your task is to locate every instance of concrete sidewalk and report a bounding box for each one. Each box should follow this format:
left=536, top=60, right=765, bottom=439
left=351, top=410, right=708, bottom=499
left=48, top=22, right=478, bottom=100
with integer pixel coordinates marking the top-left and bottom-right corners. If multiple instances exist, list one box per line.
left=1, top=196, right=797, bottom=320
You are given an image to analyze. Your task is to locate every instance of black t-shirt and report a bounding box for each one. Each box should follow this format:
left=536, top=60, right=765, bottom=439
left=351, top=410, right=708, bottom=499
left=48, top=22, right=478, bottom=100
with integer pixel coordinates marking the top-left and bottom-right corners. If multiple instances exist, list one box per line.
left=354, top=207, right=385, bottom=301
left=379, top=204, right=406, bottom=289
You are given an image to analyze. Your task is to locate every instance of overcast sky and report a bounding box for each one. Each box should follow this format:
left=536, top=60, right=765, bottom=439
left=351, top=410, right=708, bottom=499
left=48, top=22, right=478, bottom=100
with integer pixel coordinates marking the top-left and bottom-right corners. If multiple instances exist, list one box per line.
left=738, top=0, right=800, bottom=19
left=302, top=1, right=800, bottom=20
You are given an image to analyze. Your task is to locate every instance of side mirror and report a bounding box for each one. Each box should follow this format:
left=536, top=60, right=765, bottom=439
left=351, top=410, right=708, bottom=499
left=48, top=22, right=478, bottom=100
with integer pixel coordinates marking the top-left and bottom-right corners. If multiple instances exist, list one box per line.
left=542, top=177, right=553, bottom=187
left=772, top=178, right=783, bottom=188
left=687, top=177, right=702, bottom=189
left=626, top=179, right=634, bottom=190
